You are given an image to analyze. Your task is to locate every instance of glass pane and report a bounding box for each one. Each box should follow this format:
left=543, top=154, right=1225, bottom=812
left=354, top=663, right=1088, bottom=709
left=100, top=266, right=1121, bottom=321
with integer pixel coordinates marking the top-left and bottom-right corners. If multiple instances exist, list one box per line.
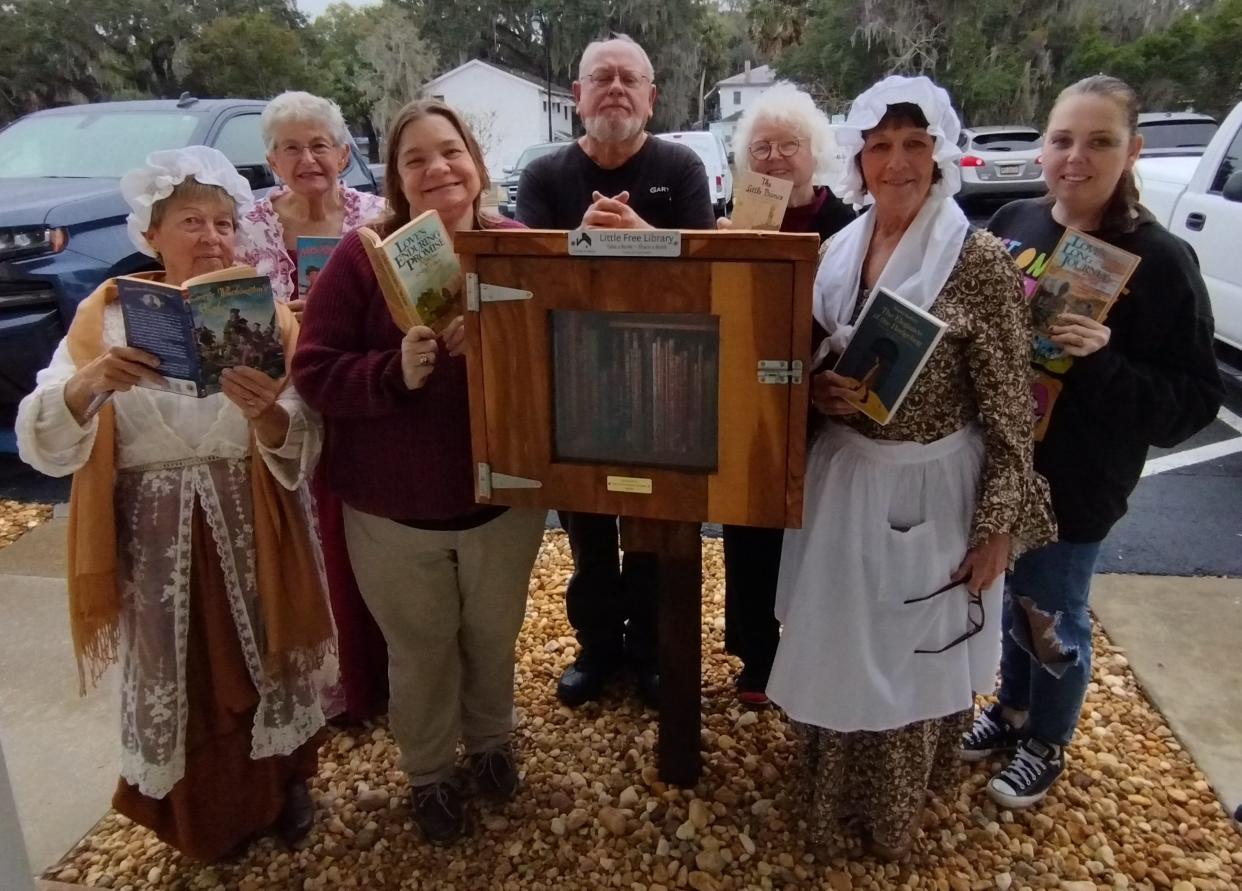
left=0, top=112, right=201, bottom=178
left=213, top=114, right=267, bottom=166
left=551, top=311, right=720, bottom=471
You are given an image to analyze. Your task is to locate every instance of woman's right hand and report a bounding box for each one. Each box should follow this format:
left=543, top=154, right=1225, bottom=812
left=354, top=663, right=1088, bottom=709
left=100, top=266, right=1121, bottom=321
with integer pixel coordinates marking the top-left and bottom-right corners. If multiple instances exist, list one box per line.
left=715, top=217, right=734, bottom=230
left=63, top=347, right=163, bottom=422
left=286, top=298, right=306, bottom=322
left=811, top=370, right=863, bottom=416
left=400, top=325, right=439, bottom=390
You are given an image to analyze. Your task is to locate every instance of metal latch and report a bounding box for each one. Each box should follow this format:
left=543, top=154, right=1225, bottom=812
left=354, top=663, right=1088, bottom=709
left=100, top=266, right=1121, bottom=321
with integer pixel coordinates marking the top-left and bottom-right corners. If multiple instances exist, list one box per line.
left=477, top=462, right=542, bottom=499
left=466, top=274, right=534, bottom=311
left=757, top=359, right=802, bottom=385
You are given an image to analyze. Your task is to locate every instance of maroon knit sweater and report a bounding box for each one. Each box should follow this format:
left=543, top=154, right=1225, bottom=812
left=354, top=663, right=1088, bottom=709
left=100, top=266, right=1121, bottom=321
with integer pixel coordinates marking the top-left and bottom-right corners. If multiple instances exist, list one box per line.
left=292, top=222, right=518, bottom=521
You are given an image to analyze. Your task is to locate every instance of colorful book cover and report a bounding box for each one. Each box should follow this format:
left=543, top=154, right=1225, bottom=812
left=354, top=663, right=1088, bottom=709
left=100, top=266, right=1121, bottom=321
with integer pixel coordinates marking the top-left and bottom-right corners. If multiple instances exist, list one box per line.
left=833, top=287, right=948, bottom=426
left=1030, top=228, right=1140, bottom=367
left=296, top=236, right=340, bottom=298
left=730, top=171, right=793, bottom=230
left=357, top=210, right=462, bottom=333
left=117, top=268, right=283, bottom=398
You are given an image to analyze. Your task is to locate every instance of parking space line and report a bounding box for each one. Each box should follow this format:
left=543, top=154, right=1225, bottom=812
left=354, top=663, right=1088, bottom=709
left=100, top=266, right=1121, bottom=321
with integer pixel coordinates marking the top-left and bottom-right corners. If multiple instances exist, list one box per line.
left=1218, top=407, right=1242, bottom=435
left=1142, top=435, right=1242, bottom=477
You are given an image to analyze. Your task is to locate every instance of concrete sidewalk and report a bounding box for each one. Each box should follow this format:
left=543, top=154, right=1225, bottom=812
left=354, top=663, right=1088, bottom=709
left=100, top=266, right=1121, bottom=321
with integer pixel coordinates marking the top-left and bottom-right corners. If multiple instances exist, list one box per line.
left=1, top=519, right=1239, bottom=879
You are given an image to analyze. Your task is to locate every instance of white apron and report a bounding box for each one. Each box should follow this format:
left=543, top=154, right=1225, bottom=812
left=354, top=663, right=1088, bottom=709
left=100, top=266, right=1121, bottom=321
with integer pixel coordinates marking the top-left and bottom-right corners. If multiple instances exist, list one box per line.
left=767, top=421, right=1002, bottom=732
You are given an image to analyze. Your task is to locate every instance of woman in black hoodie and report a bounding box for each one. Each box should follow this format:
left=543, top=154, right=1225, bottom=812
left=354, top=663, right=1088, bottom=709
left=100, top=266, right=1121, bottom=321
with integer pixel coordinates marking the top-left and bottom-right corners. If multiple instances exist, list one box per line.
left=962, top=75, right=1224, bottom=808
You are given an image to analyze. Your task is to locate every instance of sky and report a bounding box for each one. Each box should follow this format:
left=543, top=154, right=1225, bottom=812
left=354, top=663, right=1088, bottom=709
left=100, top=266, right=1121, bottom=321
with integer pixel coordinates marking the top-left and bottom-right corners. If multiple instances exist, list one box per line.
left=296, top=0, right=379, bottom=20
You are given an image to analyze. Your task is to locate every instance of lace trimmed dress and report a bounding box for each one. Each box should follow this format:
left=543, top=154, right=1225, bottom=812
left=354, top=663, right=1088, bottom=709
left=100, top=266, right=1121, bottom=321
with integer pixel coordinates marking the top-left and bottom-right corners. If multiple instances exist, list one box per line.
left=769, top=230, right=1056, bottom=850
left=16, top=302, right=331, bottom=861
left=239, top=184, right=391, bottom=723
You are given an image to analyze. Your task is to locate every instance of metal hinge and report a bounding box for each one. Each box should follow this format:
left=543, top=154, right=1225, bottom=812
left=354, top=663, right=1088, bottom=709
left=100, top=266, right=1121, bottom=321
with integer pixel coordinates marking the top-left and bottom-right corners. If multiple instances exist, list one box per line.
left=465, top=274, right=534, bottom=311
left=477, top=462, right=542, bottom=499
left=757, top=359, right=803, bottom=385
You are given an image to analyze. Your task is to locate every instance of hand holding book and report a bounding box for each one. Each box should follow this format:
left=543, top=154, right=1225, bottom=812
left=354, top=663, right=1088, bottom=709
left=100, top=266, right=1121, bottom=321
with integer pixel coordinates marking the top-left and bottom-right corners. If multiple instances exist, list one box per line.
left=400, top=325, right=439, bottom=390
left=64, top=346, right=165, bottom=424
left=810, top=369, right=864, bottom=417
left=1047, top=312, right=1111, bottom=357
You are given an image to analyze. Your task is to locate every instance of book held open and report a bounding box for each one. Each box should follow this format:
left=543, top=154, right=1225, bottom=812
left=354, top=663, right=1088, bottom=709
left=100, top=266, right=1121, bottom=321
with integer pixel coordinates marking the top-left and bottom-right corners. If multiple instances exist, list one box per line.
left=356, top=209, right=462, bottom=333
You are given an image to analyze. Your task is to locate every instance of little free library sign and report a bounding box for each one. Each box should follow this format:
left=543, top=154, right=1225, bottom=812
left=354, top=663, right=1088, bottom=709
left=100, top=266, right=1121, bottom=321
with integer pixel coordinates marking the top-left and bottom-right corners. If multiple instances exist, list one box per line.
left=457, top=228, right=818, bottom=784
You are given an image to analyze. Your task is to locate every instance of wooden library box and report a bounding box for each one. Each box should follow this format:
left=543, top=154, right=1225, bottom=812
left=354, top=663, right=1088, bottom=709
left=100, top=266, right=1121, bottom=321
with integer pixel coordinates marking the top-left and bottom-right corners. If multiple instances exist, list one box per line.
left=457, top=228, right=819, bottom=529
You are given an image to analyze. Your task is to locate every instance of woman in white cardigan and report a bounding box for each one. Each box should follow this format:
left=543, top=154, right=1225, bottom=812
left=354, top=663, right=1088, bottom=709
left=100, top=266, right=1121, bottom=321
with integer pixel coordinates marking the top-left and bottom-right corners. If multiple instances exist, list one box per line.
left=17, top=146, right=334, bottom=862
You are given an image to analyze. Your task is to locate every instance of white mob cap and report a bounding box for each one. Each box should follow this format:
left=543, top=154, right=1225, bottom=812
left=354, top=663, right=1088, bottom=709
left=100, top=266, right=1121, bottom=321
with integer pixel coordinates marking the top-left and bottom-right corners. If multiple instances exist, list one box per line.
left=831, top=75, right=964, bottom=207
left=120, top=145, right=254, bottom=257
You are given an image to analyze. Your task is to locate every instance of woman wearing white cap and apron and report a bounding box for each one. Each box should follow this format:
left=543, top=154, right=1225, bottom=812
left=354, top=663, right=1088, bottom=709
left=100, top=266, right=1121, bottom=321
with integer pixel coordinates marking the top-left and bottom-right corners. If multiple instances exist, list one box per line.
left=766, top=76, right=1055, bottom=860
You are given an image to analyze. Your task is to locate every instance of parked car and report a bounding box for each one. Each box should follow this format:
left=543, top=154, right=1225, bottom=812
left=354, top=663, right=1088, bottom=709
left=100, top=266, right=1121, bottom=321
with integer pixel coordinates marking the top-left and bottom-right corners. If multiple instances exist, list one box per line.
left=655, top=130, right=734, bottom=216
left=0, top=97, right=380, bottom=445
left=956, top=126, right=1046, bottom=201
left=1136, top=101, right=1242, bottom=349
left=497, top=140, right=571, bottom=219
left=1136, top=112, right=1218, bottom=159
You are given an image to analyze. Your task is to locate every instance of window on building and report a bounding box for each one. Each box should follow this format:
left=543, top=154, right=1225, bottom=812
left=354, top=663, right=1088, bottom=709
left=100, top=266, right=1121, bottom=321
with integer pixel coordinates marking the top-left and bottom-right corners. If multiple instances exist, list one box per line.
left=733, top=90, right=741, bottom=105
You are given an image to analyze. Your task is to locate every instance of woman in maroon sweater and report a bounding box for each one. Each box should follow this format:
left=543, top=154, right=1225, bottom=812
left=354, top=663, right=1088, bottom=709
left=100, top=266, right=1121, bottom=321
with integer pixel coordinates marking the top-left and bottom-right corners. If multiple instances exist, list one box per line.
left=292, top=99, right=544, bottom=845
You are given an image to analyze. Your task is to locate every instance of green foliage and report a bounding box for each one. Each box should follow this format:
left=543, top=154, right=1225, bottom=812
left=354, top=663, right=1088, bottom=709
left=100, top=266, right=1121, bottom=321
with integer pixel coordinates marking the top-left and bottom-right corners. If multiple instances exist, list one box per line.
left=182, top=13, right=318, bottom=99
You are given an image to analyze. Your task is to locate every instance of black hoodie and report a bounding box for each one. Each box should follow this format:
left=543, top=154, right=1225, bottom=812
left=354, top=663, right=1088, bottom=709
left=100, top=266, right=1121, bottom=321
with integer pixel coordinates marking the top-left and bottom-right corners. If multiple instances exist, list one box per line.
left=988, top=199, right=1224, bottom=542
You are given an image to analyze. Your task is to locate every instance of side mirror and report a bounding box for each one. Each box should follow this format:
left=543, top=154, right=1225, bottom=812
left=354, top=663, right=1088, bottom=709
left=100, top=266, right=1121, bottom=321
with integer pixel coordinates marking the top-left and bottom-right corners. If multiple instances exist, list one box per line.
left=1223, top=170, right=1242, bottom=203
left=503, top=166, right=516, bottom=176
left=236, top=163, right=277, bottom=191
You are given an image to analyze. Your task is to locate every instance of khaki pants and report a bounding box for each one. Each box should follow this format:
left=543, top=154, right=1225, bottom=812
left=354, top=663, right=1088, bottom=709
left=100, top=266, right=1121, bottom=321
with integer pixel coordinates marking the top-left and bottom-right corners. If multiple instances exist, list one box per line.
left=343, top=505, right=545, bottom=785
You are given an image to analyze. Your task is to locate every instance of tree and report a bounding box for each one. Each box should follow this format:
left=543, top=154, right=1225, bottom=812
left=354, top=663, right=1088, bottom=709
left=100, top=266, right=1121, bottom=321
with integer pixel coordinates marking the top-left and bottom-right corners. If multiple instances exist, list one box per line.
left=182, top=12, right=318, bottom=99
left=357, top=5, right=438, bottom=140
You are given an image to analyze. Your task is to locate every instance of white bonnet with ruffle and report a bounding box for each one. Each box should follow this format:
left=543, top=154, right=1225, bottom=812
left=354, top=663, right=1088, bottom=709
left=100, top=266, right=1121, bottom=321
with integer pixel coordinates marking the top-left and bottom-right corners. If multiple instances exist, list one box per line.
left=120, top=145, right=254, bottom=257
left=831, top=75, right=964, bottom=207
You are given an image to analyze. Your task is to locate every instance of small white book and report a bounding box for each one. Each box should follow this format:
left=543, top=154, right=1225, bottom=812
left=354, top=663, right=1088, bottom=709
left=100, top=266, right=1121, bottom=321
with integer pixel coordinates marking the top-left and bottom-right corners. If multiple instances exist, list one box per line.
left=729, top=171, right=793, bottom=231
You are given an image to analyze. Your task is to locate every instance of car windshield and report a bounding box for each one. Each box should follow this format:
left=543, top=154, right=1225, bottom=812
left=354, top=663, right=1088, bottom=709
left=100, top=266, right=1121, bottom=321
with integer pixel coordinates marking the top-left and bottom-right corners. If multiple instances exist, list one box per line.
left=1138, top=121, right=1218, bottom=150
left=514, top=144, right=564, bottom=171
left=971, top=132, right=1040, bottom=152
left=0, top=111, right=202, bottom=178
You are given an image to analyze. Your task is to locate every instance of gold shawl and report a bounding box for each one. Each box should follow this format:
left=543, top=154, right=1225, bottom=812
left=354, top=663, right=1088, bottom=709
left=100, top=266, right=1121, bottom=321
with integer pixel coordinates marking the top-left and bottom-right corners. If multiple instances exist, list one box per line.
left=64, top=274, right=332, bottom=692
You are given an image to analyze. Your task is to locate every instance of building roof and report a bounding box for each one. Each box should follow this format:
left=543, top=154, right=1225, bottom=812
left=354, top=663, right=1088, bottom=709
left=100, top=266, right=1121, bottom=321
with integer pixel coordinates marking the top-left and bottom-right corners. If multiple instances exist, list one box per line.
left=716, top=64, right=777, bottom=88
left=427, top=58, right=574, bottom=99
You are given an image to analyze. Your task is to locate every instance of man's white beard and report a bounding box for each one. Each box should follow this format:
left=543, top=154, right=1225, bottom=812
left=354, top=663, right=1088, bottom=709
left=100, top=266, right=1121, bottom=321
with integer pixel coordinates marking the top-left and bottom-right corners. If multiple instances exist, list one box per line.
left=582, top=113, right=646, bottom=144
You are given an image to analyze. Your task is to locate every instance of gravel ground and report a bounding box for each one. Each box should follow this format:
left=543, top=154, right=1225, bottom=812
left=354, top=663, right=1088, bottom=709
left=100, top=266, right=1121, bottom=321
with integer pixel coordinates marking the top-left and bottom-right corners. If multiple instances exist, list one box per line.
left=23, top=529, right=1242, bottom=891
left=0, top=499, right=52, bottom=550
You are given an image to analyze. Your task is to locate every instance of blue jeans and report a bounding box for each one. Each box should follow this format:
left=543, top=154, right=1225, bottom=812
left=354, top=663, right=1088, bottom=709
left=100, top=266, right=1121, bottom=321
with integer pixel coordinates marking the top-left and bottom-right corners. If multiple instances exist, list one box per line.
left=998, top=539, right=1102, bottom=747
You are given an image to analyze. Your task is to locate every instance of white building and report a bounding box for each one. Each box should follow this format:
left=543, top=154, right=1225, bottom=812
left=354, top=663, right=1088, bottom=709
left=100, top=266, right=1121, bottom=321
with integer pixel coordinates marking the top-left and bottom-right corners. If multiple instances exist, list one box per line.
left=423, top=59, right=576, bottom=179
left=708, top=62, right=778, bottom=156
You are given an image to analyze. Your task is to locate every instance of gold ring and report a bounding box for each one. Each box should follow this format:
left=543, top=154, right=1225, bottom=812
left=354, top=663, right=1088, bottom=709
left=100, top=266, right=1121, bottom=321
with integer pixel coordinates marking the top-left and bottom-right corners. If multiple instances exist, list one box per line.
left=419, top=354, right=431, bottom=366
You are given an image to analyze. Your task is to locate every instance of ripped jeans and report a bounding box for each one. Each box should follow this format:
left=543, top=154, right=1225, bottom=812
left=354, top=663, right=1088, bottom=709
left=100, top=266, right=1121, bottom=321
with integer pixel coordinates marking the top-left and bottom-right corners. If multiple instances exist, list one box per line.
left=997, top=539, right=1103, bottom=747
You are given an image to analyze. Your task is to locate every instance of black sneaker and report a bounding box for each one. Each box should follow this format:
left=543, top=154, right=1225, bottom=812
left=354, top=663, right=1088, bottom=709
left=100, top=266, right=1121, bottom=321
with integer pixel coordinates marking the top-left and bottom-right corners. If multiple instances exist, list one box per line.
left=556, top=649, right=620, bottom=707
left=411, top=779, right=466, bottom=844
left=468, top=742, right=520, bottom=802
left=987, top=738, right=1065, bottom=809
left=960, top=703, right=1025, bottom=762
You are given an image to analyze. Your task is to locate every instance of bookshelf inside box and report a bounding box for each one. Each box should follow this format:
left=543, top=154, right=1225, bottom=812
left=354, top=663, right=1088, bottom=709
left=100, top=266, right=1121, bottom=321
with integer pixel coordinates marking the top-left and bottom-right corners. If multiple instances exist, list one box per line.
left=457, top=229, right=819, bottom=529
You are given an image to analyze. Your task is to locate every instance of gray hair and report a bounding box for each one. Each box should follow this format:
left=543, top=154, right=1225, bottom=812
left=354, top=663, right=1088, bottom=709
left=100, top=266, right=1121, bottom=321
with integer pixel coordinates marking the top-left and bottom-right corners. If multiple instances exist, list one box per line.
left=578, top=33, right=655, bottom=81
left=732, top=82, right=839, bottom=182
left=261, top=91, right=352, bottom=151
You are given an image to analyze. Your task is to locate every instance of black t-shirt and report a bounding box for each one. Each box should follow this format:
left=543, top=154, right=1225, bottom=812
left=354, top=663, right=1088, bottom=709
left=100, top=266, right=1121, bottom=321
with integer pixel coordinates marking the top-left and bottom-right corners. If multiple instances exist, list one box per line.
left=988, top=199, right=1223, bottom=542
left=515, top=136, right=716, bottom=230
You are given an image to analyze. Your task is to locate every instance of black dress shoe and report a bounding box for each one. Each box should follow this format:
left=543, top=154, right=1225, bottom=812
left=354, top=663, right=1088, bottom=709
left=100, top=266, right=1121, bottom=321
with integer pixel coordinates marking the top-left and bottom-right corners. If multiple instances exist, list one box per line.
left=276, top=780, right=315, bottom=848
left=636, top=668, right=660, bottom=710
left=556, top=657, right=616, bottom=707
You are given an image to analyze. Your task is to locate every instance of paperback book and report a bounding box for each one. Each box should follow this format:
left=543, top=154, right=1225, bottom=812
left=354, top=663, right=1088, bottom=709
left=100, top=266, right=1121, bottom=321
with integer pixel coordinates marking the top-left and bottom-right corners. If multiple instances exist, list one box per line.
left=296, top=236, right=340, bottom=298
left=831, top=287, right=948, bottom=426
left=729, top=171, right=793, bottom=231
left=116, top=266, right=285, bottom=398
left=356, top=209, right=462, bottom=333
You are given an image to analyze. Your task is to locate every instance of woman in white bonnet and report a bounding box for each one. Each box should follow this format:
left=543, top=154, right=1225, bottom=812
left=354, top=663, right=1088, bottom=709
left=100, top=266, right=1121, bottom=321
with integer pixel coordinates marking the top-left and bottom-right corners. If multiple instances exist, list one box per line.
left=16, top=145, right=333, bottom=861
left=765, top=76, right=1054, bottom=859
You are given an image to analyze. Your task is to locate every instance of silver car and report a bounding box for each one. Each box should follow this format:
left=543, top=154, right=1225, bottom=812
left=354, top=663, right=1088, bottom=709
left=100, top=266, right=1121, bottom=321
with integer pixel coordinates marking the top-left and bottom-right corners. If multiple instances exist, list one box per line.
left=956, top=126, right=1046, bottom=200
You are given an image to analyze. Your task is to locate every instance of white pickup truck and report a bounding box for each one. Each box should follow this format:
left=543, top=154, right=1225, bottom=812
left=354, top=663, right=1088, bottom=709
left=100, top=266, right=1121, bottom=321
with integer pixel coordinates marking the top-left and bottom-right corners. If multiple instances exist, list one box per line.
left=1136, top=100, right=1242, bottom=349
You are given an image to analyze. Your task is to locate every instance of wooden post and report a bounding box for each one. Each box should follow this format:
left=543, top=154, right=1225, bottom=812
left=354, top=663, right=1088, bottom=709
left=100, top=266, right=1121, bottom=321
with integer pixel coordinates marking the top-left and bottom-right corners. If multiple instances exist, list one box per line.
left=622, top=518, right=703, bottom=786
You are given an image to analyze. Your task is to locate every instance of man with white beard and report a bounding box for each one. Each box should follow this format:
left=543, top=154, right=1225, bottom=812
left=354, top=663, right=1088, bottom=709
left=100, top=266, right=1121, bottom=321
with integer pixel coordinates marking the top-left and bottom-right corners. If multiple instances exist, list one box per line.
left=517, top=34, right=714, bottom=710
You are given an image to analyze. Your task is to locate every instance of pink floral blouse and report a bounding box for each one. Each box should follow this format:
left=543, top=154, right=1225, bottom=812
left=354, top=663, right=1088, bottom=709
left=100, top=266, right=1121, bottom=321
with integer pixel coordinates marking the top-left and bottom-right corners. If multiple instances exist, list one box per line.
left=238, top=184, right=387, bottom=303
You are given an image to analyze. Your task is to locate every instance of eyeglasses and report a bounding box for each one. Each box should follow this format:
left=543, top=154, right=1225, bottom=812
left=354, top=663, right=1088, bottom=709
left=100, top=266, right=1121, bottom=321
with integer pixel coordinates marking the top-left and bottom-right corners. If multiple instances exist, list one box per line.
left=275, top=141, right=338, bottom=161
left=903, top=579, right=985, bottom=654
left=584, top=70, right=651, bottom=89
left=748, top=138, right=804, bottom=161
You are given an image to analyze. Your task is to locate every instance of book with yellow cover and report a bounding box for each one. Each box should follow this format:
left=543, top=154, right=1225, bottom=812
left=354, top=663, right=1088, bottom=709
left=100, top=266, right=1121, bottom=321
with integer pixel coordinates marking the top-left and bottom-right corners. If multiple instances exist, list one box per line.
left=729, top=171, right=793, bottom=231
left=356, top=209, right=462, bottom=333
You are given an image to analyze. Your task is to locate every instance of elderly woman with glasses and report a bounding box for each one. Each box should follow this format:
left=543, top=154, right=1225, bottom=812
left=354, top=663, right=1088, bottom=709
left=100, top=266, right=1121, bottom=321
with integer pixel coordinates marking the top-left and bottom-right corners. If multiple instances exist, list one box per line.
left=765, top=76, right=1054, bottom=860
left=238, top=91, right=389, bottom=724
left=717, top=83, right=855, bottom=709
